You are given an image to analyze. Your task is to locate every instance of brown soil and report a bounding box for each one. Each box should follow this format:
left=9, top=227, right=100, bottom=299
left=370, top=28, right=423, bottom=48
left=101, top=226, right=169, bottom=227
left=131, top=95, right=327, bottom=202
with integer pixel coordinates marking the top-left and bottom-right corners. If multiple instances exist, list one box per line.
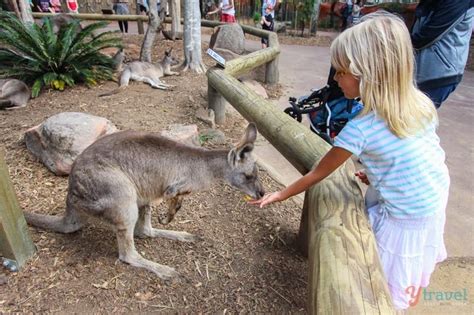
left=0, top=34, right=307, bottom=313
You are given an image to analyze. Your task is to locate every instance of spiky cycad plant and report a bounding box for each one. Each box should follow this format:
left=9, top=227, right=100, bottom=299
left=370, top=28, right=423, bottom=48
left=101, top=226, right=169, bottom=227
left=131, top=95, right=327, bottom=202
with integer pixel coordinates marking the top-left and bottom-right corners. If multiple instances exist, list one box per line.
left=0, top=11, right=123, bottom=97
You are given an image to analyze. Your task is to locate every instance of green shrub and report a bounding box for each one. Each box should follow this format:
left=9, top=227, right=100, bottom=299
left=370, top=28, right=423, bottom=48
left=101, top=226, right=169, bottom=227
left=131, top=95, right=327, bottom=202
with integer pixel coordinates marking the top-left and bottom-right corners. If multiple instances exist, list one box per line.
left=253, top=12, right=261, bottom=23
left=0, top=11, right=123, bottom=97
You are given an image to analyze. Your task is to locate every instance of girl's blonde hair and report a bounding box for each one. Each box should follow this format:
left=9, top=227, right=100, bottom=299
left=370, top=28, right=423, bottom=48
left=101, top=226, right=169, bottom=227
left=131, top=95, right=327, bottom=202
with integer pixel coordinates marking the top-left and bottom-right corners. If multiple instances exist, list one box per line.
left=330, top=12, right=437, bottom=138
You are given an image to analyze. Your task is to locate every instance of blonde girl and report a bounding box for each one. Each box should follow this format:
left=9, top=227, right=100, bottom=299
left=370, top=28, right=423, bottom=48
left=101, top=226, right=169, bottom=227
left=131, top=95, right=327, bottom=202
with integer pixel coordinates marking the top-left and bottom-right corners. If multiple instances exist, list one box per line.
left=250, top=13, right=450, bottom=311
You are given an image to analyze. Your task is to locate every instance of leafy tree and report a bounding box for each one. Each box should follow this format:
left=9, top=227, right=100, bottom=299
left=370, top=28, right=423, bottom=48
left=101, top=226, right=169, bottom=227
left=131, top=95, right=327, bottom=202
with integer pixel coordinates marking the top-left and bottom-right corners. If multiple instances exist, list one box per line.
left=140, top=0, right=161, bottom=62
left=0, top=11, right=122, bottom=97
left=296, top=0, right=314, bottom=36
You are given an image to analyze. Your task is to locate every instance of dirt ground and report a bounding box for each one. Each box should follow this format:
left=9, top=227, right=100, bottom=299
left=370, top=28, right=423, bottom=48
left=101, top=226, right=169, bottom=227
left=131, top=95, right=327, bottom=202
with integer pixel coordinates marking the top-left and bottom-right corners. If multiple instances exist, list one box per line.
left=0, top=32, right=472, bottom=314
left=0, top=34, right=308, bottom=313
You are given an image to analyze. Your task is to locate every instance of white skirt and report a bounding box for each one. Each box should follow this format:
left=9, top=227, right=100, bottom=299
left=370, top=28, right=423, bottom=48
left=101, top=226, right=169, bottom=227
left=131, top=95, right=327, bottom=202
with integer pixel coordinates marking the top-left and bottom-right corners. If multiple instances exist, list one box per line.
left=365, top=187, right=447, bottom=310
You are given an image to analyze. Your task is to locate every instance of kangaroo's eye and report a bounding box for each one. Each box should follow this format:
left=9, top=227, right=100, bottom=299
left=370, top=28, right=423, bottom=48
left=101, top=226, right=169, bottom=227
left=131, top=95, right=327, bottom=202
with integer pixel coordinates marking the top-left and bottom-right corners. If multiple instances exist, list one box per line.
left=245, top=174, right=254, bottom=180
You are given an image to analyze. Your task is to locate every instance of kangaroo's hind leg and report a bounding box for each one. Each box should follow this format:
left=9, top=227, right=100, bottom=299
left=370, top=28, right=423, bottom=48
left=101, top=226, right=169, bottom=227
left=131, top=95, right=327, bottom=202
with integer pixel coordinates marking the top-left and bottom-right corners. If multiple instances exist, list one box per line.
left=135, top=203, right=197, bottom=242
left=146, top=77, right=175, bottom=90
left=114, top=202, right=179, bottom=279
left=119, top=68, right=132, bottom=87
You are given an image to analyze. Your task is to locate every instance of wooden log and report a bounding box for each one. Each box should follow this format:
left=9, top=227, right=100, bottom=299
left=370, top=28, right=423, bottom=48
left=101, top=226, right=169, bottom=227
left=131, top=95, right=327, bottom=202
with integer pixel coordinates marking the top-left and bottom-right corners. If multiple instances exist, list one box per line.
left=307, top=164, right=394, bottom=314
left=207, top=82, right=226, bottom=125
left=297, top=195, right=310, bottom=257
left=224, top=46, right=279, bottom=78
left=0, top=151, right=36, bottom=270
left=265, top=33, right=280, bottom=84
left=207, top=68, right=394, bottom=314
left=32, top=12, right=149, bottom=22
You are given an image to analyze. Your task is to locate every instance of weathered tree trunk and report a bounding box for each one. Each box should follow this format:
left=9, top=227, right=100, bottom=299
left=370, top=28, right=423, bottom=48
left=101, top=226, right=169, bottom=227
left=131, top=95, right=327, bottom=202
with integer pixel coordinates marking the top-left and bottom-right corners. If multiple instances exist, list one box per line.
left=159, top=0, right=167, bottom=20
left=182, top=0, right=206, bottom=73
left=8, top=0, right=21, bottom=19
left=170, top=0, right=183, bottom=38
left=17, top=0, right=34, bottom=23
left=140, top=0, right=162, bottom=62
left=310, top=0, right=321, bottom=34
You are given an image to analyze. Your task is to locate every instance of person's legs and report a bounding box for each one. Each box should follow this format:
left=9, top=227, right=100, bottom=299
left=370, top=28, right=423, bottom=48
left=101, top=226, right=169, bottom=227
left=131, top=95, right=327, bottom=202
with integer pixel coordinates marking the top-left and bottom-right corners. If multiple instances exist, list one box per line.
left=124, top=21, right=128, bottom=33
left=421, top=83, right=458, bottom=109
left=118, top=21, right=124, bottom=33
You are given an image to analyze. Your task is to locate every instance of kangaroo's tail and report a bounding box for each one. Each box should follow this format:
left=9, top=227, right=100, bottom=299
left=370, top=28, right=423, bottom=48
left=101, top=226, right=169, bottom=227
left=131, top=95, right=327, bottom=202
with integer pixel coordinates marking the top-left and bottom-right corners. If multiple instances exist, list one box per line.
left=98, top=85, right=127, bottom=97
left=24, top=210, right=83, bottom=234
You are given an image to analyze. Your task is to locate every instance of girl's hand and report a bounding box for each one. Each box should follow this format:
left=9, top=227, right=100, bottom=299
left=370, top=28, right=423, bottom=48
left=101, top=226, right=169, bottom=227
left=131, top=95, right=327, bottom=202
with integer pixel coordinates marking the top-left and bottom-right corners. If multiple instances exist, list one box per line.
left=355, top=170, right=370, bottom=185
left=248, top=191, right=284, bottom=208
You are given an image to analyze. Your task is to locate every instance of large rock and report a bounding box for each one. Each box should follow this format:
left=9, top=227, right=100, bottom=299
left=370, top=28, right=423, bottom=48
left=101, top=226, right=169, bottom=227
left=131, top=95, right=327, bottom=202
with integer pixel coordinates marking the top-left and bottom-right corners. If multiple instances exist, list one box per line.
left=24, top=112, right=118, bottom=176
left=209, top=24, right=245, bottom=55
left=160, top=124, right=200, bottom=147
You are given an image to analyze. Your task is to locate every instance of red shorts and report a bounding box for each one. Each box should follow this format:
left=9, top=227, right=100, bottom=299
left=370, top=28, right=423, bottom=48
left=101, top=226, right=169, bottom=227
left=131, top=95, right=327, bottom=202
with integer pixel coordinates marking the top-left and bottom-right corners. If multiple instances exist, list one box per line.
left=221, top=14, right=236, bottom=23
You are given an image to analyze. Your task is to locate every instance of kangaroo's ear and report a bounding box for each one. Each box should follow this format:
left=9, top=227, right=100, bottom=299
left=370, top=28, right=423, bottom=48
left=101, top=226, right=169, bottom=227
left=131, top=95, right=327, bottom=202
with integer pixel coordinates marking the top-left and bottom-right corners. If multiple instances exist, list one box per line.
left=228, top=123, right=257, bottom=165
left=239, top=123, right=257, bottom=146
left=228, top=143, right=254, bottom=167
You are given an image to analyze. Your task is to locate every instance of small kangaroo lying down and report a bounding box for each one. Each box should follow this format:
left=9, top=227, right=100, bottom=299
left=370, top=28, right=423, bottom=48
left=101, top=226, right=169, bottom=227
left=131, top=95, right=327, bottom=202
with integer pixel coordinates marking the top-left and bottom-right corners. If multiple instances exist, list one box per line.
left=99, top=49, right=180, bottom=97
left=24, top=123, right=265, bottom=279
left=0, top=79, right=30, bottom=110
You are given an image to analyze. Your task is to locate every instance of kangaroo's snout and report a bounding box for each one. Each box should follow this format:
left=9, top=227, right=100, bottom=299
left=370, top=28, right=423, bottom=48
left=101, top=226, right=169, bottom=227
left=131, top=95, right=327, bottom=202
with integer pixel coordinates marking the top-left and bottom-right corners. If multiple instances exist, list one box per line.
left=256, top=186, right=265, bottom=199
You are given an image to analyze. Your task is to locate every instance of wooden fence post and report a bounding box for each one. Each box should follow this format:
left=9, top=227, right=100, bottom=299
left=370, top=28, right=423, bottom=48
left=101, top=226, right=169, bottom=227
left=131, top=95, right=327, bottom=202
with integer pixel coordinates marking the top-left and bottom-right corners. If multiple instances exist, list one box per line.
left=265, top=33, right=280, bottom=84
left=208, top=83, right=226, bottom=125
left=0, top=151, right=36, bottom=271
left=135, top=0, right=145, bottom=34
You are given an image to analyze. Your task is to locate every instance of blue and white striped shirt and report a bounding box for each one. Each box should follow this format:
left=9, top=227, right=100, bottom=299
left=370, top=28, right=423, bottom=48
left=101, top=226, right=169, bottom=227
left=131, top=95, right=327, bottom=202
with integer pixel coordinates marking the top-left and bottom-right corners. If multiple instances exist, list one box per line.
left=334, top=111, right=450, bottom=218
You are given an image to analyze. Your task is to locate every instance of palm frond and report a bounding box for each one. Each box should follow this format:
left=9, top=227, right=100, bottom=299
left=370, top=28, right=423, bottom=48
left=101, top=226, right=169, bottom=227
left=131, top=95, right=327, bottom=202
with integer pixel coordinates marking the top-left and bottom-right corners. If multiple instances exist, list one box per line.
left=0, top=12, right=123, bottom=96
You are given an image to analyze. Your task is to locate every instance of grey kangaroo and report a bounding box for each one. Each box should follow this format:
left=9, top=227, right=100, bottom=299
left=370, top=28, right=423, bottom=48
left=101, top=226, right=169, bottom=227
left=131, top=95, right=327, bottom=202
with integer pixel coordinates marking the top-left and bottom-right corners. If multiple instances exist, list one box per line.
left=99, top=49, right=180, bottom=97
left=0, top=79, right=30, bottom=110
left=24, top=123, right=265, bottom=279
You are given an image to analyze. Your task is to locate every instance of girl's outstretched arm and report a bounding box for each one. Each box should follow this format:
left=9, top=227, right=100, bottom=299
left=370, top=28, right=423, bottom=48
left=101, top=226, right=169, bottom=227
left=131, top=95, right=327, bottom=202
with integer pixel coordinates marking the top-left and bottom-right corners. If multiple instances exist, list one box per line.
left=250, top=146, right=353, bottom=208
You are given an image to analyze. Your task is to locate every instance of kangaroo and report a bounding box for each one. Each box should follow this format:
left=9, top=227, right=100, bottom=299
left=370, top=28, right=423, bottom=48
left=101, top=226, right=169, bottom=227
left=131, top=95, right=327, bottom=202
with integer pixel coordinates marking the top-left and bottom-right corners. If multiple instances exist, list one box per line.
left=24, top=123, right=265, bottom=279
left=49, top=14, right=82, bottom=34
left=0, top=79, right=30, bottom=110
left=99, top=49, right=180, bottom=97
left=112, top=48, right=126, bottom=72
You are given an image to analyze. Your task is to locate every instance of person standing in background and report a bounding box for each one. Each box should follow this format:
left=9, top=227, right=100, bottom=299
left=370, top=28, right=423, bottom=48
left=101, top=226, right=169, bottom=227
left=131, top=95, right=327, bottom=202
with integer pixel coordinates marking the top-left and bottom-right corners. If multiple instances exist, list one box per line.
left=261, top=5, right=274, bottom=48
left=347, top=0, right=361, bottom=27
left=262, top=0, right=276, bottom=18
left=49, top=0, right=62, bottom=13
left=138, top=0, right=148, bottom=13
left=206, top=0, right=236, bottom=23
left=66, top=0, right=78, bottom=13
left=411, top=0, right=474, bottom=108
left=37, top=0, right=50, bottom=12
left=113, top=0, right=130, bottom=33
